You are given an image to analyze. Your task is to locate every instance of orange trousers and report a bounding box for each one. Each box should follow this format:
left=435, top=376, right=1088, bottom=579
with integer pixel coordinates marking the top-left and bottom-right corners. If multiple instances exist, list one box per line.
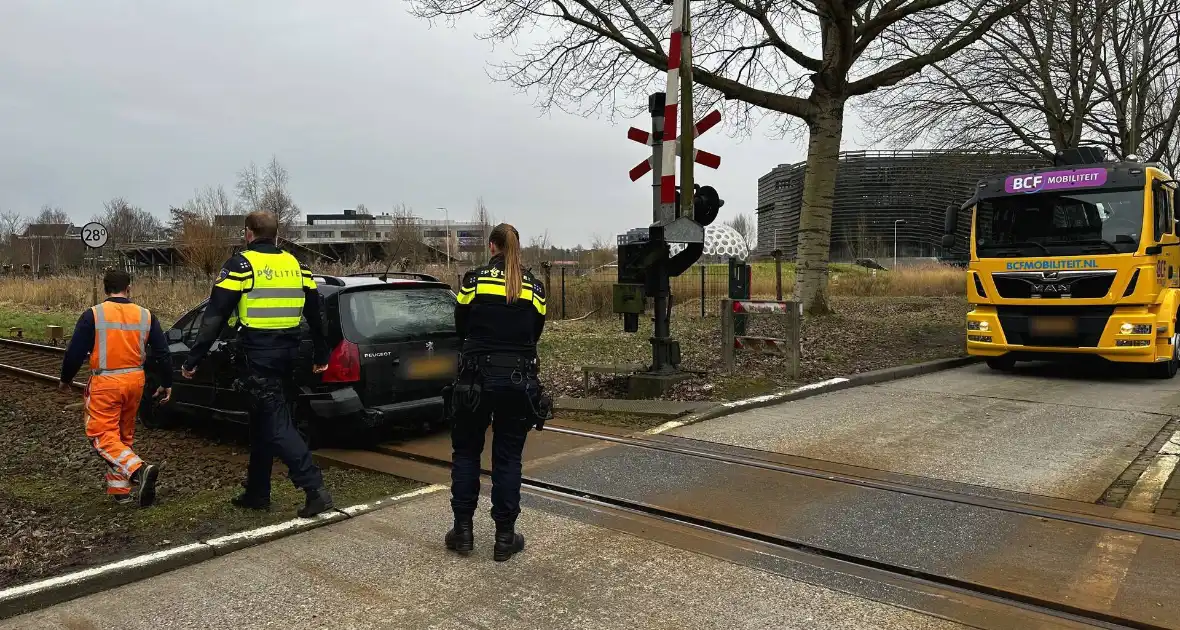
left=84, top=372, right=146, bottom=496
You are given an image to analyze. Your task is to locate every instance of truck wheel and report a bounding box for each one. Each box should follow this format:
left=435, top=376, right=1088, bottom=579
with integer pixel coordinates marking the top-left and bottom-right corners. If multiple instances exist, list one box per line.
left=986, top=357, right=1015, bottom=371
left=1154, top=333, right=1180, bottom=379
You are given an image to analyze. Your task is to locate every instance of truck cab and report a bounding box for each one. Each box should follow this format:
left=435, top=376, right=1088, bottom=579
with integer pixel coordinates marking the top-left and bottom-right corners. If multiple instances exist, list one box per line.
left=943, top=150, right=1180, bottom=377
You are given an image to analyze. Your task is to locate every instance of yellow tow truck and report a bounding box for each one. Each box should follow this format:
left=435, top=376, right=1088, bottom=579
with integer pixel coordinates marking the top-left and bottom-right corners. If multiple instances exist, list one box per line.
left=942, top=150, right=1180, bottom=377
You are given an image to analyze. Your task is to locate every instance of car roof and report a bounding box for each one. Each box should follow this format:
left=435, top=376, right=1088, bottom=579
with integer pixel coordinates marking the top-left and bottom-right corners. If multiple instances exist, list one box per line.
left=311, top=274, right=452, bottom=296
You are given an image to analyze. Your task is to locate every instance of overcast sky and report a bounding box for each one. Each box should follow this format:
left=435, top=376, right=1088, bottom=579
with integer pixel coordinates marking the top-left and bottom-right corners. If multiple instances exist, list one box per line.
left=0, top=0, right=873, bottom=247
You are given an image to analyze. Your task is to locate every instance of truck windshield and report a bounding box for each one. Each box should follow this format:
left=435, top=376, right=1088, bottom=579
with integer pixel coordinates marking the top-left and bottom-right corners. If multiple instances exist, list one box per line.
left=975, top=187, right=1144, bottom=257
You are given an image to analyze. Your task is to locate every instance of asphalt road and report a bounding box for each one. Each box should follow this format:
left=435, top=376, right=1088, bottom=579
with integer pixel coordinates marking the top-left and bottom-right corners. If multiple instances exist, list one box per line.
left=673, top=362, right=1180, bottom=501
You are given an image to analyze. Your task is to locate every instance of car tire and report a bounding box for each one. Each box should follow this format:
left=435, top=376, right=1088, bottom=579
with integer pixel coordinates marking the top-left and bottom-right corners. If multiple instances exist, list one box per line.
left=138, top=386, right=176, bottom=429
left=1154, top=332, right=1180, bottom=379
left=986, top=356, right=1015, bottom=371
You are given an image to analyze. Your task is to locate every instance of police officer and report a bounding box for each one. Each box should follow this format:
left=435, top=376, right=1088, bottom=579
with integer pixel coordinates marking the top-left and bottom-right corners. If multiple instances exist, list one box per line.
left=446, top=222, right=551, bottom=562
left=181, top=210, right=334, bottom=518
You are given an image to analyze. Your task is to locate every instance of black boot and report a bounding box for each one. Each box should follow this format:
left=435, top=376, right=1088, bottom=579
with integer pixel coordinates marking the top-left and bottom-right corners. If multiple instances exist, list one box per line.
left=231, top=493, right=271, bottom=511
left=445, top=519, right=474, bottom=555
left=132, top=464, right=160, bottom=508
left=493, top=529, right=525, bottom=562
left=298, top=487, right=334, bottom=518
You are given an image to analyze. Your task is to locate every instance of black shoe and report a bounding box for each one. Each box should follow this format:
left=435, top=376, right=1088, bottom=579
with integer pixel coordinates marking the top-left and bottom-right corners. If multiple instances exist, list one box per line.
left=493, top=531, right=525, bottom=562
left=231, top=493, right=272, bottom=511
left=445, top=520, right=474, bottom=555
left=298, top=487, right=334, bottom=518
left=133, top=464, right=160, bottom=507
left=111, top=494, right=134, bottom=505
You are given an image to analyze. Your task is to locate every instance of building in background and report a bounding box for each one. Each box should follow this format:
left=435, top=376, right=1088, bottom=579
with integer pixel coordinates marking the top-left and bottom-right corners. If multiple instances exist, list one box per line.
left=753, top=150, right=1046, bottom=263
left=8, top=223, right=86, bottom=271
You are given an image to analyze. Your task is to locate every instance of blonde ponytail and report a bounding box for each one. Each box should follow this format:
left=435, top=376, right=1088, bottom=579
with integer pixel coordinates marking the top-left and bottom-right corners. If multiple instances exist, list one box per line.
left=490, top=223, right=523, bottom=303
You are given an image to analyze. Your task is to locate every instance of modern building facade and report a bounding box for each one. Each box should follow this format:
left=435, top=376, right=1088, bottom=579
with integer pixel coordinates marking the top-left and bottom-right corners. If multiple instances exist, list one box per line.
left=753, top=150, right=1047, bottom=262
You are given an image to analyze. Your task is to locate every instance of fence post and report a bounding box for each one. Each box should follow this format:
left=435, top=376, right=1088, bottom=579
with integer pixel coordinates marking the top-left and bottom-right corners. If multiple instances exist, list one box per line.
left=773, top=249, right=783, bottom=301
left=542, top=262, right=552, bottom=301
left=700, top=265, right=706, bottom=317
left=561, top=266, right=567, bottom=319
left=786, top=300, right=801, bottom=378
left=721, top=298, right=734, bottom=370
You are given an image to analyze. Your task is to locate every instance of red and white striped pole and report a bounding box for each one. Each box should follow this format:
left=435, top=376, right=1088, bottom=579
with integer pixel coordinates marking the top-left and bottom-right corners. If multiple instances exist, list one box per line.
left=659, top=0, right=687, bottom=218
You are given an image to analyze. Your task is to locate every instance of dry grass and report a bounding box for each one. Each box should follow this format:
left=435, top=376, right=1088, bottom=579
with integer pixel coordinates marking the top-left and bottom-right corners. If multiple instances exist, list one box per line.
left=0, top=262, right=964, bottom=326
left=551, top=262, right=966, bottom=318
left=0, top=275, right=210, bottom=322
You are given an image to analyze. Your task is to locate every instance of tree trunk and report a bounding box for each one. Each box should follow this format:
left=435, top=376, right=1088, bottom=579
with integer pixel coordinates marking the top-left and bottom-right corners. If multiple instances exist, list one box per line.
left=794, top=99, right=846, bottom=316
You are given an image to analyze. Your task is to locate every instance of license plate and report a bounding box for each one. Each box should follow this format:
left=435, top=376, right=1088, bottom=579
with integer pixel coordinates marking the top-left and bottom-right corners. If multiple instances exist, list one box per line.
left=405, top=355, right=455, bottom=380
left=1030, top=316, right=1077, bottom=336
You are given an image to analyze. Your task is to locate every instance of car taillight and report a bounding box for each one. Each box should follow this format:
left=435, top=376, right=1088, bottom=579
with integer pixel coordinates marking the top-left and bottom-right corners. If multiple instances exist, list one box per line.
left=322, top=340, right=360, bottom=383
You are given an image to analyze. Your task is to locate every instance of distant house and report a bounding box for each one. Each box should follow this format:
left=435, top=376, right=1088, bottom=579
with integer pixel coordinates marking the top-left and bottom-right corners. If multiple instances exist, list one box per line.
left=11, top=223, right=88, bottom=271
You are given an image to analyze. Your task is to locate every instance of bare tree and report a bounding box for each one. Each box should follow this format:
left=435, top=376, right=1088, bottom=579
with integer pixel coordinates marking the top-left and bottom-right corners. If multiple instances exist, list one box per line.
left=865, top=0, right=1111, bottom=158
left=382, top=204, right=425, bottom=271
left=100, top=197, right=161, bottom=247
left=865, top=0, right=1180, bottom=165
left=726, top=213, right=756, bottom=250
left=35, top=205, right=70, bottom=225
left=523, top=230, right=552, bottom=268
left=1088, top=1, right=1180, bottom=162
left=176, top=186, right=238, bottom=276
left=0, top=211, right=26, bottom=266
left=472, top=197, right=493, bottom=260
left=409, top=0, right=1030, bottom=314
left=237, top=156, right=301, bottom=239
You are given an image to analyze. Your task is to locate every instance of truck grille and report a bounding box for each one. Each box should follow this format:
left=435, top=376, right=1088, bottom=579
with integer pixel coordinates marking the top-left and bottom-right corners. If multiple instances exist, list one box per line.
left=996, top=306, right=1113, bottom=348
left=991, top=270, right=1116, bottom=299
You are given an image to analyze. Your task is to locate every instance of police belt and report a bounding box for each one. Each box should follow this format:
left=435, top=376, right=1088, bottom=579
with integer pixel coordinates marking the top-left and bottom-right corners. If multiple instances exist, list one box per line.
left=462, top=353, right=538, bottom=372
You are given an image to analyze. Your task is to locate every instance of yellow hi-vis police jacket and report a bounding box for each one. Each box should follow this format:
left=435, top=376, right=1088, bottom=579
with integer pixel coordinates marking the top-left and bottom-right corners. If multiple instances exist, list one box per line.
left=455, top=255, right=546, bottom=356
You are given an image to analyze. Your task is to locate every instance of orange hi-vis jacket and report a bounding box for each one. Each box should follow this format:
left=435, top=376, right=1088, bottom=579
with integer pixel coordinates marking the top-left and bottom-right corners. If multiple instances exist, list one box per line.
left=89, top=301, right=152, bottom=376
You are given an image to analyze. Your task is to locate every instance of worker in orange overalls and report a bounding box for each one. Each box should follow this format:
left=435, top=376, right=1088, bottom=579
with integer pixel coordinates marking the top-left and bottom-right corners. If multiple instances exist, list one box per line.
left=60, top=269, right=172, bottom=506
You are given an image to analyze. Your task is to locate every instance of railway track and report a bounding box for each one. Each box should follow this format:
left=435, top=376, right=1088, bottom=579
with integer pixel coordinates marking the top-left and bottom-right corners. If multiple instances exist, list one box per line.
left=329, top=425, right=1180, bottom=630
left=0, top=337, right=84, bottom=388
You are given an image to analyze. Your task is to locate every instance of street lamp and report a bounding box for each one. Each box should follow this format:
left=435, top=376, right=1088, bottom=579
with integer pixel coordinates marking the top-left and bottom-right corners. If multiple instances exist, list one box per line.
left=893, top=219, right=907, bottom=269
left=436, top=207, right=451, bottom=277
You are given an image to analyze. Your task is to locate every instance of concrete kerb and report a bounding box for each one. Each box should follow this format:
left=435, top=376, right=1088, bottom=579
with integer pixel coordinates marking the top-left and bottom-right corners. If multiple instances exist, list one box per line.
left=646, top=356, right=981, bottom=435
left=0, top=483, right=448, bottom=621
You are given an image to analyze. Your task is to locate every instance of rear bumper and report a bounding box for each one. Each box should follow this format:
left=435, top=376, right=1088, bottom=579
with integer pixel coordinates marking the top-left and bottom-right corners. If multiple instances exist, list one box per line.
left=305, top=387, right=444, bottom=428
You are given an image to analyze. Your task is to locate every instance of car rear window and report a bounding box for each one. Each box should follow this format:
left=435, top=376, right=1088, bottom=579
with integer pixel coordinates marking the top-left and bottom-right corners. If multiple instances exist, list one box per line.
left=340, top=287, right=456, bottom=343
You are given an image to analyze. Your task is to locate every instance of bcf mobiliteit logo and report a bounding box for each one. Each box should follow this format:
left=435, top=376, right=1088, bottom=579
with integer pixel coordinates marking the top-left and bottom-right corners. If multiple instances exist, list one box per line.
left=1005, top=259, right=1099, bottom=270
left=1004, top=168, right=1108, bottom=194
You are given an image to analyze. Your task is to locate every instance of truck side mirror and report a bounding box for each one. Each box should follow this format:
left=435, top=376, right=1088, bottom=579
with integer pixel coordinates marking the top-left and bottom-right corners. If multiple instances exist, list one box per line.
left=941, top=205, right=959, bottom=250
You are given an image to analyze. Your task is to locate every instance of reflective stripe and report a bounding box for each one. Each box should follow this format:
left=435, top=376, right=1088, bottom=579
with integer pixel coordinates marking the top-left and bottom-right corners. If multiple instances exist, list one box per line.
left=107, top=480, right=131, bottom=489
left=248, top=288, right=306, bottom=299
left=245, top=306, right=304, bottom=318
left=92, top=367, right=143, bottom=376
left=91, top=302, right=151, bottom=374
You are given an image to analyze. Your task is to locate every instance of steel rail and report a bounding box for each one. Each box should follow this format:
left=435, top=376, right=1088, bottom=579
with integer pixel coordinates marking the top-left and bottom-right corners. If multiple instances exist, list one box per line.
left=373, top=446, right=1154, bottom=630
left=543, top=425, right=1180, bottom=542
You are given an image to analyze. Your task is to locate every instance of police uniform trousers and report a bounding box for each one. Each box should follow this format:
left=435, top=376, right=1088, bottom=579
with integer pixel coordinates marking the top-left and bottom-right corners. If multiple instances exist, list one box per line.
left=240, top=344, right=323, bottom=499
left=449, top=370, right=534, bottom=529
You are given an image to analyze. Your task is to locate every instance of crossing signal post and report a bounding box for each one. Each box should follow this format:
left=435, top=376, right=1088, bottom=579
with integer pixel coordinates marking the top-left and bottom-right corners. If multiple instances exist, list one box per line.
left=613, top=90, right=725, bottom=397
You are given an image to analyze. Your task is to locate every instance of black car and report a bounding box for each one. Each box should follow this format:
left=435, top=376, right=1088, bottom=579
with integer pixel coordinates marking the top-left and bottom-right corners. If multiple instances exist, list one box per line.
left=140, top=272, right=460, bottom=445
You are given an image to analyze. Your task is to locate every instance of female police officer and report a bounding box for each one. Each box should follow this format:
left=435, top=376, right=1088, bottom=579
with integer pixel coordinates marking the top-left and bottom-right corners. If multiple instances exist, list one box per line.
left=445, top=223, right=550, bottom=561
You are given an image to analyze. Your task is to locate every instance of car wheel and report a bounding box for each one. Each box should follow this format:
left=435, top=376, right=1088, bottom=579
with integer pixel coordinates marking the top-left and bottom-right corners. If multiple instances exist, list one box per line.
left=138, top=387, right=175, bottom=429
left=986, top=356, right=1015, bottom=371
left=1154, top=332, right=1180, bottom=379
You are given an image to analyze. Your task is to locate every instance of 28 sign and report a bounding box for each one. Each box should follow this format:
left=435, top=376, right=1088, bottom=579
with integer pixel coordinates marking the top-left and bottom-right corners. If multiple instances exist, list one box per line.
left=80, top=222, right=108, bottom=249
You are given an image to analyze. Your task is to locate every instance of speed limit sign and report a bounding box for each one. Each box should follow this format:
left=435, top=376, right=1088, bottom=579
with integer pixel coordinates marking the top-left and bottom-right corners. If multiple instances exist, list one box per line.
left=80, top=222, right=108, bottom=249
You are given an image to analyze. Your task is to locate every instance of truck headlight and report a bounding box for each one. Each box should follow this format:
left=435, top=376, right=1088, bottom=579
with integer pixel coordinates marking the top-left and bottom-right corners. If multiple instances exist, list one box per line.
left=1121, top=322, right=1134, bottom=335
left=968, top=320, right=989, bottom=331
left=1121, top=322, right=1153, bottom=335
